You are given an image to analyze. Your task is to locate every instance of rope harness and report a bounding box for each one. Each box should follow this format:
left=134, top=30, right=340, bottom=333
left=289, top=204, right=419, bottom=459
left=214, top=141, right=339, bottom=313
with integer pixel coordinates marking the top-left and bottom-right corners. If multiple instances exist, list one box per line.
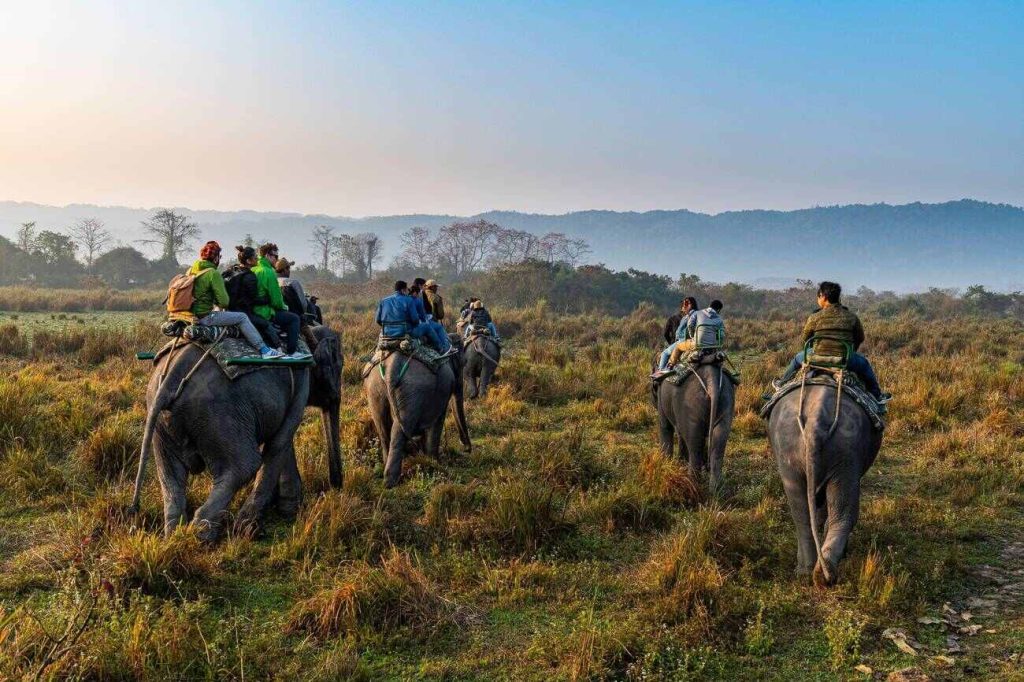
left=470, top=336, right=500, bottom=366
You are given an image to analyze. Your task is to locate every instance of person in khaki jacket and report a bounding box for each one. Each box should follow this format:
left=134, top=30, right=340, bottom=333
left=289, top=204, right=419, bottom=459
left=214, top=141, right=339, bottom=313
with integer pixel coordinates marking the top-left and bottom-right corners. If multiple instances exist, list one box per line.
left=773, top=281, right=890, bottom=401
left=423, top=279, right=446, bottom=327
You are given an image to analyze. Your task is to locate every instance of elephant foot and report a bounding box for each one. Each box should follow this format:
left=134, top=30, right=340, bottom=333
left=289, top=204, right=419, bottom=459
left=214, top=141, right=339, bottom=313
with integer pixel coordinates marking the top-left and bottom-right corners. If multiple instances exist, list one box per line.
left=384, top=474, right=400, bottom=489
left=233, top=515, right=263, bottom=540
left=277, top=498, right=300, bottom=521
left=194, top=519, right=222, bottom=544
left=813, top=559, right=838, bottom=588
left=462, top=443, right=472, bottom=455
left=794, top=564, right=813, bottom=579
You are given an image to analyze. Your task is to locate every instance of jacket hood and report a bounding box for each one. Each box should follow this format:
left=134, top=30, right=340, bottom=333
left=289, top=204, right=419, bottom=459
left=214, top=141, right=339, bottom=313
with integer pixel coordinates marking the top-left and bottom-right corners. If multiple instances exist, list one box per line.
left=189, top=259, right=218, bottom=275
left=702, top=308, right=720, bottom=318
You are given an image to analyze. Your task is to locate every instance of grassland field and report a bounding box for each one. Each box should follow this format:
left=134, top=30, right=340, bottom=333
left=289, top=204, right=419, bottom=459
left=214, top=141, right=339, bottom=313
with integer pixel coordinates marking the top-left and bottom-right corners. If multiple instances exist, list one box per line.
left=1, top=298, right=1023, bottom=680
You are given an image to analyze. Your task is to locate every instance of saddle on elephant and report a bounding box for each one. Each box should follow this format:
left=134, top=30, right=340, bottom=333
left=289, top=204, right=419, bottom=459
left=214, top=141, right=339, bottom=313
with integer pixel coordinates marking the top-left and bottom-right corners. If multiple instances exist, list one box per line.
left=154, top=319, right=314, bottom=381
left=660, top=349, right=741, bottom=387
left=464, top=324, right=502, bottom=347
left=760, top=365, right=886, bottom=431
left=361, top=335, right=451, bottom=378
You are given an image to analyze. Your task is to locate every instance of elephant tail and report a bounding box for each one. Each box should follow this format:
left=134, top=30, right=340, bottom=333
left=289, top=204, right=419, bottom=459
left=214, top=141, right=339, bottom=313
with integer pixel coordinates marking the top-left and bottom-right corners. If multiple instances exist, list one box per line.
left=803, top=419, right=833, bottom=585
left=129, top=374, right=175, bottom=515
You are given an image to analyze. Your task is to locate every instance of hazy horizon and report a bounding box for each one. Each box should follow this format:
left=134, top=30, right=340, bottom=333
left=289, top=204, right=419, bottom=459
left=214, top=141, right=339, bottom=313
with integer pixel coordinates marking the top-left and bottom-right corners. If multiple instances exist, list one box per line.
left=2, top=2, right=1021, bottom=216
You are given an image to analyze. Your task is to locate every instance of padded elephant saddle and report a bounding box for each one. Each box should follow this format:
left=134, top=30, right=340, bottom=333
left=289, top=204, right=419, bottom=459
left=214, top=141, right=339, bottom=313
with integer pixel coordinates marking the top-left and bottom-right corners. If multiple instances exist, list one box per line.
left=759, top=370, right=885, bottom=431
left=361, top=336, right=447, bottom=378
left=659, top=352, right=741, bottom=385
left=464, top=327, right=503, bottom=347
left=152, top=334, right=312, bottom=381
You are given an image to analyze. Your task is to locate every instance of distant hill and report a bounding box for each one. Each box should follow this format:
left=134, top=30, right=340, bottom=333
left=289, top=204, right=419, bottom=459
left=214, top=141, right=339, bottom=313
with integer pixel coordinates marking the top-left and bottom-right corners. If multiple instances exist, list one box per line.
left=0, top=199, right=1020, bottom=291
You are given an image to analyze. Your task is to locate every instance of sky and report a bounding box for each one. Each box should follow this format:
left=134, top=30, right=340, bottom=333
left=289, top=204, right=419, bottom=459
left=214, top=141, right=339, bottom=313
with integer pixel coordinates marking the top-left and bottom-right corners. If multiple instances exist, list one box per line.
left=0, top=1, right=1021, bottom=217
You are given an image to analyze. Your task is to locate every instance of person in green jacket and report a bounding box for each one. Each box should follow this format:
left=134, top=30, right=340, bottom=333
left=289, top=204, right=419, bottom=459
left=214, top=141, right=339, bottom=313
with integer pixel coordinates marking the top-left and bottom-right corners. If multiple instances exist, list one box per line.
left=191, top=241, right=284, bottom=359
left=252, top=242, right=306, bottom=358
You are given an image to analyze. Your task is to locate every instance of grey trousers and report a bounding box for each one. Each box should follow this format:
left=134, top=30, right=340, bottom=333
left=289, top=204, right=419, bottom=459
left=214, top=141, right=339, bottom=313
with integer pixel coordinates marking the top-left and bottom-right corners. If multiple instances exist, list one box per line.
left=198, top=310, right=264, bottom=349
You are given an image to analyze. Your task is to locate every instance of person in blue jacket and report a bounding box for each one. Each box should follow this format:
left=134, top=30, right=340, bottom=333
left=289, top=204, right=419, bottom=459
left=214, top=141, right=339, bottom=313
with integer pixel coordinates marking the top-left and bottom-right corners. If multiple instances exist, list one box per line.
left=409, top=284, right=453, bottom=354
left=375, top=281, right=420, bottom=338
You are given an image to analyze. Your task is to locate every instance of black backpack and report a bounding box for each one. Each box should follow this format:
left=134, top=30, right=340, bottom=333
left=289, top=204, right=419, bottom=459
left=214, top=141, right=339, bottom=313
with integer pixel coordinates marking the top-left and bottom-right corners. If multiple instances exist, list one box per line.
left=222, top=267, right=247, bottom=309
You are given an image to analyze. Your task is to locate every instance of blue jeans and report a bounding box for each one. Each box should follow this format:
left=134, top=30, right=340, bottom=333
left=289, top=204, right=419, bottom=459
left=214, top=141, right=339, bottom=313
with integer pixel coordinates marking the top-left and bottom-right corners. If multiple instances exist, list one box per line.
left=271, top=309, right=300, bottom=354
left=781, top=350, right=881, bottom=398
left=412, top=321, right=450, bottom=352
left=658, top=344, right=675, bottom=370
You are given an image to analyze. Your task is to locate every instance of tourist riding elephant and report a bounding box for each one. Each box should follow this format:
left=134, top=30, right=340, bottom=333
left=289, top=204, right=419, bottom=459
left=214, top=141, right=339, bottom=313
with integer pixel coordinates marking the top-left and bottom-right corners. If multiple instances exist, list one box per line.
left=363, top=335, right=471, bottom=488
left=463, top=333, right=501, bottom=398
left=654, top=361, right=736, bottom=495
left=768, top=384, right=881, bottom=587
left=131, top=325, right=343, bottom=542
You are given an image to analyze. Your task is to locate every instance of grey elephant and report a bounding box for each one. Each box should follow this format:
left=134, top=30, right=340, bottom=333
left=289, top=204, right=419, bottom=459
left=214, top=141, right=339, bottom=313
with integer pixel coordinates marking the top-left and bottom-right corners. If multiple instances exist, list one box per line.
left=132, top=325, right=343, bottom=541
left=768, top=385, right=881, bottom=586
left=654, top=361, right=736, bottom=494
left=363, top=335, right=471, bottom=488
left=463, top=333, right=501, bottom=398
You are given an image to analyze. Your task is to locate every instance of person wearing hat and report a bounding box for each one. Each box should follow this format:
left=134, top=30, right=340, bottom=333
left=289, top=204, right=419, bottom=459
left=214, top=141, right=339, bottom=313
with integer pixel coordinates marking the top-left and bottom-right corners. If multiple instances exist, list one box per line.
left=423, top=279, right=445, bottom=327
left=190, top=241, right=284, bottom=359
left=274, top=256, right=312, bottom=321
left=409, top=283, right=454, bottom=355
left=463, top=299, right=500, bottom=341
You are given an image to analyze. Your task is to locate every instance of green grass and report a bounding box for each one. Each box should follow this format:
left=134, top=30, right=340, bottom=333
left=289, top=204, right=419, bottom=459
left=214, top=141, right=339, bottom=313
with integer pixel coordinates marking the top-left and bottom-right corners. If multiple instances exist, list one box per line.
left=0, top=307, right=1023, bottom=679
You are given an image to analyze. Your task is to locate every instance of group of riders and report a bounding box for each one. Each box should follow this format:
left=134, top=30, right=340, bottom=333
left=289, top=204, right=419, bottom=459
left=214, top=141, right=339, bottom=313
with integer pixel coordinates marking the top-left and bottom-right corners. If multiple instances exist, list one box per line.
left=654, top=281, right=892, bottom=407
left=375, top=279, right=501, bottom=355
left=174, top=240, right=499, bottom=361
left=173, top=240, right=888, bottom=403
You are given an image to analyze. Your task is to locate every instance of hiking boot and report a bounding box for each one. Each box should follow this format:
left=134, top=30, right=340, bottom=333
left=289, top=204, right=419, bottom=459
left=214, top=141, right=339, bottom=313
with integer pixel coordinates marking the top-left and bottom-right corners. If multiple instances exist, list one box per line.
left=288, top=351, right=312, bottom=360
left=877, top=391, right=893, bottom=404
left=771, top=378, right=785, bottom=391
left=261, top=348, right=285, bottom=359
left=650, top=369, right=671, bottom=380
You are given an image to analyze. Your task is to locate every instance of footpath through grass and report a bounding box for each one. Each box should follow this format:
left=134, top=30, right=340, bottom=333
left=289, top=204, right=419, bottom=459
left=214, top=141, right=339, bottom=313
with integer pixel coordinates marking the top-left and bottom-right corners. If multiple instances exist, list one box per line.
left=0, top=306, right=1022, bottom=680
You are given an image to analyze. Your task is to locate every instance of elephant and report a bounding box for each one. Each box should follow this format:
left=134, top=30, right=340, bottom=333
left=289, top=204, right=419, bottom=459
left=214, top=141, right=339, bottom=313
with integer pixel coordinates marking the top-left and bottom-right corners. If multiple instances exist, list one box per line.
left=363, top=334, right=471, bottom=488
left=653, top=361, right=736, bottom=495
left=131, top=325, right=343, bottom=542
left=463, top=333, right=501, bottom=398
left=768, top=383, right=881, bottom=586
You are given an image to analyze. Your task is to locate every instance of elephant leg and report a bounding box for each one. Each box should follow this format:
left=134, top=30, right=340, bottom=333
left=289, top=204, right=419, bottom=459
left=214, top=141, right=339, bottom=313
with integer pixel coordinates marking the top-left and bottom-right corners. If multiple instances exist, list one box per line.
left=425, top=418, right=443, bottom=460
left=818, top=477, right=860, bottom=584
left=275, top=441, right=303, bottom=519
left=194, top=450, right=260, bottom=543
left=658, top=413, right=675, bottom=458
left=479, top=364, right=493, bottom=397
left=707, top=415, right=733, bottom=496
left=384, top=420, right=408, bottom=488
left=154, top=441, right=188, bottom=537
left=370, top=397, right=392, bottom=467
left=465, top=370, right=478, bottom=400
left=321, top=404, right=343, bottom=489
left=781, top=473, right=816, bottom=576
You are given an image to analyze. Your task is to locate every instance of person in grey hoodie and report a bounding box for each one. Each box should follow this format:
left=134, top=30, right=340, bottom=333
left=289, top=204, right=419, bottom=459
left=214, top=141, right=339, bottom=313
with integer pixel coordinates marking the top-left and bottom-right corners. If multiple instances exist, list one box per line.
left=687, top=299, right=725, bottom=349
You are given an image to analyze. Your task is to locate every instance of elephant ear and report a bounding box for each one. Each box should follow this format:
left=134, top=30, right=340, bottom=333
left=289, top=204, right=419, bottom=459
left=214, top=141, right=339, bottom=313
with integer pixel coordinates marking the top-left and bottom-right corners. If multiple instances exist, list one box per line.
left=311, top=327, right=342, bottom=404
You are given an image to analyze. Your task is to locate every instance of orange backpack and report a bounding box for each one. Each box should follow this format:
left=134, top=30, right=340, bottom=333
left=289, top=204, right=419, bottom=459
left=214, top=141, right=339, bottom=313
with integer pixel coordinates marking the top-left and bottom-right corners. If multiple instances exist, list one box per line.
left=166, top=268, right=213, bottom=315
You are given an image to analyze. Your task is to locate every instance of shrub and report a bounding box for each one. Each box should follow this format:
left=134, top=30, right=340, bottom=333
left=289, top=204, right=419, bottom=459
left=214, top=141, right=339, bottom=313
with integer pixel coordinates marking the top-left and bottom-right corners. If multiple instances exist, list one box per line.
left=481, top=471, right=570, bottom=553
left=101, top=528, right=215, bottom=597
left=75, top=411, right=142, bottom=481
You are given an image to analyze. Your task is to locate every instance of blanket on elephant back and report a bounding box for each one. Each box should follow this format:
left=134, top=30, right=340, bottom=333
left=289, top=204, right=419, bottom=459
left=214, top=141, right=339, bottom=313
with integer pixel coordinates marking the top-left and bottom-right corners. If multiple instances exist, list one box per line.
left=361, top=336, right=447, bottom=377
left=465, top=329, right=502, bottom=347
left=659, top=350, right=741, bottom=387
left=759, top=372, right=885, bottom=431
left=152, top=330, right=312, bottom=381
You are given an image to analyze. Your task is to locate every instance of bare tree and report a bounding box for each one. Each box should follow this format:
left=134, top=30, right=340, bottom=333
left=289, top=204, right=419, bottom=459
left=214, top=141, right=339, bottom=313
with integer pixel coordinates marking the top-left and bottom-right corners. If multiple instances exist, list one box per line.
left=68, top=218, right=110, bottom=268
left=16, top=222, right=36, bottom=252
left=396, top=226, right=435, bottom=271
left=561, top=237, right=591, bottom=266
left=336, top=232, right=383, bottom=281
left=433, top=220, right=502, bottom=277
left=138, top=209, right=200, bottom=262
left=490, top=227, right=541, bottom=267
left=309, top=225, right=335, bottom=272
left=536, top=232, right=590, bottom=265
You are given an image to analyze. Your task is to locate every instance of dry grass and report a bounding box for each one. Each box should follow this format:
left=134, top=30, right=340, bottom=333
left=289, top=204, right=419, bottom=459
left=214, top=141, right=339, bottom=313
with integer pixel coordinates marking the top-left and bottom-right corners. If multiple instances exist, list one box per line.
left=0, top=295, right=1022, bottom=679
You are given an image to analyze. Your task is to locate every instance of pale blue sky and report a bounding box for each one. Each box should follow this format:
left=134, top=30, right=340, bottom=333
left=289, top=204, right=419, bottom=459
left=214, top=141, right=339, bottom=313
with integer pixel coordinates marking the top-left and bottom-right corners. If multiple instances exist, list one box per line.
left=1, top=1, right=1020, bottom=215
